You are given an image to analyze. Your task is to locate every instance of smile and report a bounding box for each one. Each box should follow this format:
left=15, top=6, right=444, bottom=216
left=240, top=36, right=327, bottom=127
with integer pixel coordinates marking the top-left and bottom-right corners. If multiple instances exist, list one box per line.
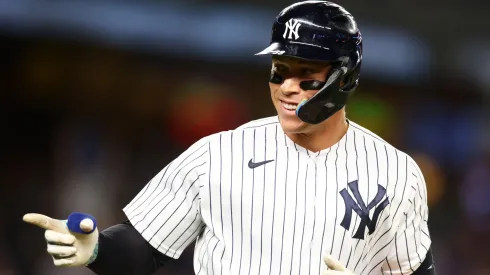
left=281, top=100, right=298, bottom=111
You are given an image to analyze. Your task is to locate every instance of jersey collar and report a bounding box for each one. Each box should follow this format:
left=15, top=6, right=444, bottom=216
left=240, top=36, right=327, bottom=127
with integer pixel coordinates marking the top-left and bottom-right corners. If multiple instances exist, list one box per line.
left=280, top=119, right=351, bottom=158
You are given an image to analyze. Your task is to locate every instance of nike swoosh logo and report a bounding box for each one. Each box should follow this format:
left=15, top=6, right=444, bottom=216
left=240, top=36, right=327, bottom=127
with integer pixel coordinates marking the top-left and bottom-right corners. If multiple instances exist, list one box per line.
left=248, top=159, right=274, bottom=169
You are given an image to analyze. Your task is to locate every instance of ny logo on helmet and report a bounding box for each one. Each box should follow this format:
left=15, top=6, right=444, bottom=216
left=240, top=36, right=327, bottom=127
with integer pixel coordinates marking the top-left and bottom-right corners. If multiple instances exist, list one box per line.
left=270, top=50, right=285, bottom=55
left=283, top=19, right=301, bottom=40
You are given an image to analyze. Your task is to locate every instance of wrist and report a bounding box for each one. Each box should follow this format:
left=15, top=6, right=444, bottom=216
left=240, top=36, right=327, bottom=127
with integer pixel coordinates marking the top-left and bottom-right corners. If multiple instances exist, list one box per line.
left=85, top=241, right=99, bottom=265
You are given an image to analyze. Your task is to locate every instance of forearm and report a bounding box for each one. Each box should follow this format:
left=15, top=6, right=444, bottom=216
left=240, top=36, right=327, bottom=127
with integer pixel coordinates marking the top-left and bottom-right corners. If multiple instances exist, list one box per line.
left=87, top=221, right=171, bottom=275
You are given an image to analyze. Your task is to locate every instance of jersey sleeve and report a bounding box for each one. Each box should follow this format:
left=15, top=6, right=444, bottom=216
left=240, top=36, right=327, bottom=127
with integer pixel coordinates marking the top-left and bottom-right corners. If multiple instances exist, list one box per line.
left=382, top=158, right=432, bottom=274
left=122, top=136, right=210, bottom=259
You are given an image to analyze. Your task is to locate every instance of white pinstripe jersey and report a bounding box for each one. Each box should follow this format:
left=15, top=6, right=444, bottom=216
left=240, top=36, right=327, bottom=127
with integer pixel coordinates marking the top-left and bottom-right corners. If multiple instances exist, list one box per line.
left=123, top=116, right=432, bottom=275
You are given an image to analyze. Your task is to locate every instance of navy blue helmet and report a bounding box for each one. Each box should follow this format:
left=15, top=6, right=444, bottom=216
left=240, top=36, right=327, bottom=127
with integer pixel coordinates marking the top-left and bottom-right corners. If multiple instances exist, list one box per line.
left=256, top=1, right=363, bottom=124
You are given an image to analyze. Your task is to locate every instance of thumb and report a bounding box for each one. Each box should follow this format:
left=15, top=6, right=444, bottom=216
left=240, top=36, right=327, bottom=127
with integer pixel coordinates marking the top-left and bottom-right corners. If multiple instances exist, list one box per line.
left=324, top=254, right=347, bottom=271
left=23, top=213, right=67, bottom=232
left=66, top=212, right=97, bottom=234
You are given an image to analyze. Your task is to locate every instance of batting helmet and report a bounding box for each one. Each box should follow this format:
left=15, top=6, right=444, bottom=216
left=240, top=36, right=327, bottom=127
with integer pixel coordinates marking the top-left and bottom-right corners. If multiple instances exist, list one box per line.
left=256, top=1, right=363, bottom=124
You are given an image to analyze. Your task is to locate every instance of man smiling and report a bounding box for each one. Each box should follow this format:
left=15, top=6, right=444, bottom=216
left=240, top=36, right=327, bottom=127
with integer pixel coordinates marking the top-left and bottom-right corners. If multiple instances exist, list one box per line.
left=23, top=1, right=435, bottom=275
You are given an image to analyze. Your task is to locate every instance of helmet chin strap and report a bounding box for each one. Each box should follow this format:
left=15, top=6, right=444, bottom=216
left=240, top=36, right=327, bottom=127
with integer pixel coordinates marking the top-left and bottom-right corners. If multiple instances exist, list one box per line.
left=269, top=66, right=349, bottom=125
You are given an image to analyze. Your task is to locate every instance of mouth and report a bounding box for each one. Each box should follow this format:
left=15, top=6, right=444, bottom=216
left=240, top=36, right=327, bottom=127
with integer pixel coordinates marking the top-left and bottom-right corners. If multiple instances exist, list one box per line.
left=280, top=100, right=299, bottom=112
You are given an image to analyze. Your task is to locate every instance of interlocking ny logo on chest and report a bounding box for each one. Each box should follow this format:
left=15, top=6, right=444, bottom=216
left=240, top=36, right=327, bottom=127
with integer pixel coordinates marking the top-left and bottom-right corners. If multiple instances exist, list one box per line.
left=248, top=159, right=274, bottom=169
left=339, top=180, right=390, bottom=240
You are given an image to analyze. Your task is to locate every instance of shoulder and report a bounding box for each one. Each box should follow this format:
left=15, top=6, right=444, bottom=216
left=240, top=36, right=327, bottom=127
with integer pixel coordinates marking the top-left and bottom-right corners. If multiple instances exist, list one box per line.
left=349, top=120, right=420, bottom=171
left=348, top=120, right=426, bottom=198
left=191, top=116, right=280, bottom=151
left=212, top=116, right=280, bottom=140
left=348, top=119, right=396, bottom=152
left=202, top=116, right=280, bottom=140
left=234, top=116, right=280, bottom=130
left=350, top=121, right=427, bottom=211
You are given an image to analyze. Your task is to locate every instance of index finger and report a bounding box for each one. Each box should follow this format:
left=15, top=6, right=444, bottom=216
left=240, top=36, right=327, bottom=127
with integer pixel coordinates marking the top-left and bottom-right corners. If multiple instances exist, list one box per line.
left=23, top=213, right=67, bottom=232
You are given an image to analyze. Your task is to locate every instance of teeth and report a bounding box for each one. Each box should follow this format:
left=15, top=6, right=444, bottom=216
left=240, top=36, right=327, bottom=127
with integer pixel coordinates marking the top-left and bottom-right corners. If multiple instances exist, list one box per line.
left=282, top=101, right=297, bottom=110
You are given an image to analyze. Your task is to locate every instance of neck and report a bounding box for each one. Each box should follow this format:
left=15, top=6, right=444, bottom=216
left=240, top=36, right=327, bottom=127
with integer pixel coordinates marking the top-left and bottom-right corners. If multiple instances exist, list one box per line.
left=286, top=109, right=349, bottom=153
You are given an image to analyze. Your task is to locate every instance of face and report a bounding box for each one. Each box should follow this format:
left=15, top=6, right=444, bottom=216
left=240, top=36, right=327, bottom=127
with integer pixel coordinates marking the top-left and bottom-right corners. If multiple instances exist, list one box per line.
left=269, top=56, right=333, bottom=134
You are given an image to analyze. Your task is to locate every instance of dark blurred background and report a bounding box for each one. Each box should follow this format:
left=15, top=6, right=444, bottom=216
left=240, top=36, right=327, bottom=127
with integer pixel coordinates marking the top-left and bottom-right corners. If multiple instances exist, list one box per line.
left=1, top=0, right=489, bottom=274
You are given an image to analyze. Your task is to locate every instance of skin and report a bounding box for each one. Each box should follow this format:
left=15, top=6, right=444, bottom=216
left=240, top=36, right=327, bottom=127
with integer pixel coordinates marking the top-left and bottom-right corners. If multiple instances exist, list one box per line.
left=270, top=56, right=349, bottom=153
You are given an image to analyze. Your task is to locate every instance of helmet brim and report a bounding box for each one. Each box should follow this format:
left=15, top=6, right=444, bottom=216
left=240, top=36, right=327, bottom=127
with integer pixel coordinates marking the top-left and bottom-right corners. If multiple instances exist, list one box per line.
left=255, top=41, right=342, bottom=62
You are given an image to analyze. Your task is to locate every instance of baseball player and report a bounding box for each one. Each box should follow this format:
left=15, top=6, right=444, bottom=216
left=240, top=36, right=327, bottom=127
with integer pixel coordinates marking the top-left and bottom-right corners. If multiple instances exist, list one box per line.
left=23, top=1, right=435, bottom=274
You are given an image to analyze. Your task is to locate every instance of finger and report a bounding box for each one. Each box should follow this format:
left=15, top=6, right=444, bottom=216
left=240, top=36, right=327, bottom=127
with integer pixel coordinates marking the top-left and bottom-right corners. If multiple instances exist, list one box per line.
left=323, top=271, right=347, bottom=275
left=47, top=244, right=77, bottom=258
left=23, top=213, right=67, bottom=232
left=324, top=254, right=347, bottom=271
left=45, top=230, right=76, bottom=245
left=53, top=257, right=76, bottom=267
left=67, top=212, right=97, bottom=234
left=79, top=218, right=94, bottom=233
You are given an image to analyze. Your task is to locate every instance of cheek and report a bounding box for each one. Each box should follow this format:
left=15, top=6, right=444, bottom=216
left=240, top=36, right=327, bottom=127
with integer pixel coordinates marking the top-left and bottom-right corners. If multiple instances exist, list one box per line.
left=269, top=83, right=279, bottom=96
left=298, top=89, right=318, bottom=100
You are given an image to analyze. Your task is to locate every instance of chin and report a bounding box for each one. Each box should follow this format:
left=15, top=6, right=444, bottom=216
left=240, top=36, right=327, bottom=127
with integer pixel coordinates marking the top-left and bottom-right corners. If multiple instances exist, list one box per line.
left=278, top=114, right=308, bottom=134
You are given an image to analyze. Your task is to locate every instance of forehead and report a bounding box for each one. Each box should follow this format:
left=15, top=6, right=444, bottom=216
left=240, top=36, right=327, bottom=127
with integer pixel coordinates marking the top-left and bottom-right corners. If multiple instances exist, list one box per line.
left=272, top=56, right=331, bottom=67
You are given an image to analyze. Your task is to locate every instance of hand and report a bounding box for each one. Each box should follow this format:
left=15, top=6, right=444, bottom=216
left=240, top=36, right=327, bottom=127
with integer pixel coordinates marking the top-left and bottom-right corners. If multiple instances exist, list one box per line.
left=323, top=254, right=355, bottom=275
left=23, top=212, right=99, bottom=267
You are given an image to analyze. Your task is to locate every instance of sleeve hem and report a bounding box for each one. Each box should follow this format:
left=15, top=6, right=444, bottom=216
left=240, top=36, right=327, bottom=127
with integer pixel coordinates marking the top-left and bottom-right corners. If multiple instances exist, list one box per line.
left=122, top=208, right=184, bottom=260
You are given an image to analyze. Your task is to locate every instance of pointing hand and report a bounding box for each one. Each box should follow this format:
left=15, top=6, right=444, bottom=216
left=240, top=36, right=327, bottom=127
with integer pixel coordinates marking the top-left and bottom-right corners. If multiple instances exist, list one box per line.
left=23, top=212, right=99, bottom=267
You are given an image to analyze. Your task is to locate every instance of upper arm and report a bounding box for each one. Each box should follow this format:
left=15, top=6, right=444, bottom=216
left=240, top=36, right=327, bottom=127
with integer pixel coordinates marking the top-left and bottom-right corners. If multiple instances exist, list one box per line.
left=382, top=157, right=432, bottom=274
left=123, top=136, right=210, bottom=259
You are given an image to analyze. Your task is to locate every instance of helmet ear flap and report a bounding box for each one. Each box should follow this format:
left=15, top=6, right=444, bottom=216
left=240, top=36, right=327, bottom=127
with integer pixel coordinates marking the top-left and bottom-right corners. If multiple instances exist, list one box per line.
left=296, top=67, right=347, bottom=124
left=340, top=64, right=360, bottom=93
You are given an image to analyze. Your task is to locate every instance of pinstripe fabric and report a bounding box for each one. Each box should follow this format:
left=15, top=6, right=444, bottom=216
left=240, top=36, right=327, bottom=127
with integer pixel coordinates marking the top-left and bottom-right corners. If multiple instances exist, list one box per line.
left=123, top=116, right=431, bottom=275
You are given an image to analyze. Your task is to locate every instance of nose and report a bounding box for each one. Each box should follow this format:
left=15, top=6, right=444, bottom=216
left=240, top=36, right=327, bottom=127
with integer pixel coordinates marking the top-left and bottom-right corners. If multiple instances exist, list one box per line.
left=280, top=77, right=302, bottom=96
